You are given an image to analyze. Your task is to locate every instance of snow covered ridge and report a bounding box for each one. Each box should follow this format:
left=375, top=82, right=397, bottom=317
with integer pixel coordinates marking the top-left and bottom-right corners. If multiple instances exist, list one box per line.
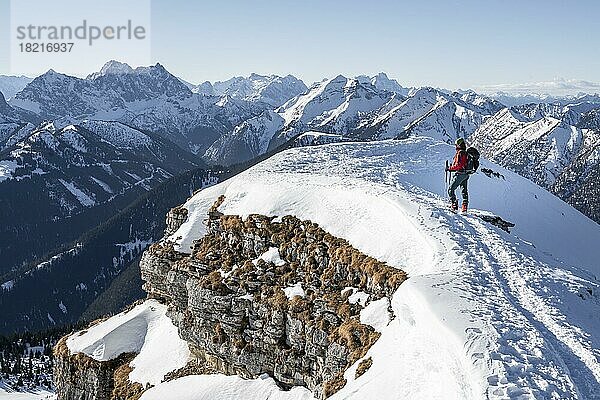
left=55, top=208, right=406, bottom=399
left=137, top=207, right=406, bottom=399
left=55, top=300, right=190, bottom=399
left=192, top=73, right=309, bottom=107
left=162, top=137, right=600, bottom=399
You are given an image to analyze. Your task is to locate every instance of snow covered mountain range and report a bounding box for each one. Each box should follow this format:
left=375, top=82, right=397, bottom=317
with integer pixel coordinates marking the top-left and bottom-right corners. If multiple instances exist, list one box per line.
left=1, top=61, right=600, bottom=334
left=185, top=73, right=308, bottom=107
left=6, top=61, right=304, bottom=156
left=471, top=101, right=600, bottom=222
left=205, top=79, right=503, bottom=165
left=55, top=137, right=600, bottom=400
left=476, top=78, right=600, bottom=105
left=1, top=61, right=600, bottom=399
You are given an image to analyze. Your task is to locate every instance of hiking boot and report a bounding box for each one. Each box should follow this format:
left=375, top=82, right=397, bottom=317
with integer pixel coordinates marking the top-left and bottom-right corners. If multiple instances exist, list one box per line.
left=450, top=201, right=458, bottom=212
left=461, top=202, right=468, bottom=213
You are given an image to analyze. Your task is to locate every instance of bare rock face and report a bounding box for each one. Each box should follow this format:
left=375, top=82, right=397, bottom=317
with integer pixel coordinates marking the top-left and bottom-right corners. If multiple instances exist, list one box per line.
left=165, top=206, right=188, bottom=237
left=140, top=198, right=407, bottom=398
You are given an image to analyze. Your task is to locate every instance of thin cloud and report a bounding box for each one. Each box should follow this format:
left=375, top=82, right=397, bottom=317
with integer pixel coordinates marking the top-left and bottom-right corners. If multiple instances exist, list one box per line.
left=474, top=78, right=600, bottom=97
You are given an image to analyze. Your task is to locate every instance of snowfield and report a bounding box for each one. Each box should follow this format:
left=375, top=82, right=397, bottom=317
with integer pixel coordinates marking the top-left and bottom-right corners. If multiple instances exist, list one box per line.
left=60, top=136, right=600, bottom=399
left=167, top=137, right=600, bottom=399
left=66, top=300, right=190, bottom=386
left=139, top=375, right=314, bottom=400
left=0, top=388, right=54, bottom=400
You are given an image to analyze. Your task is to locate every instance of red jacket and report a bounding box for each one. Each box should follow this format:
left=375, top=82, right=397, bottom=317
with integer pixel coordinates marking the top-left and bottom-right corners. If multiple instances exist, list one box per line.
left=448, top=149, right=468, bottom=172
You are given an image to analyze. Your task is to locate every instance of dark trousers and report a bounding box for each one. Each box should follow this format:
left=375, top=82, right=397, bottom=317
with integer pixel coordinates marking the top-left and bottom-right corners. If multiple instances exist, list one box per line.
left=448, top=172, right=469, bottom=204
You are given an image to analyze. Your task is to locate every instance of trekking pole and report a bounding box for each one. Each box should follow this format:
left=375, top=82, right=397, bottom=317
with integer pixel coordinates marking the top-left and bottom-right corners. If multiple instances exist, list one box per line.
left=445, top=160, right=448, bottom=197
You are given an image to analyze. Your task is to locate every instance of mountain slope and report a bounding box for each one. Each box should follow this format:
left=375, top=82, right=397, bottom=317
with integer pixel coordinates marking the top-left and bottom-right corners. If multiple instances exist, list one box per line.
left=0, top=167, right=218, bottom=334
left=139, top=137, right=600, bottom=399
left=0, top=75, right=33, bottom=100
left=0, top=120, right=202, bottom=276
left=471, top=104, right=600, bottom=224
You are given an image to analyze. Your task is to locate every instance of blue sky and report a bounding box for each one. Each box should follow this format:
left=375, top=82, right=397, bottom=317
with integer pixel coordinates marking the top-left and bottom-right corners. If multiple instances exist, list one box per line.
left=2, top=0, right=599, bottom=90
left=149, top=0, right=599, bottom=88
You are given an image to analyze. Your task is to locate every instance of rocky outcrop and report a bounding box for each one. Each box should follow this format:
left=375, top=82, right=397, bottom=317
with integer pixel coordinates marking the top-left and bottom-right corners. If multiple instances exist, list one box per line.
left=54, top=336, right=142, bottom=400
left=165, top=206, right=188, bottom=237
left=55, top=196, right=407, bottom=399
left=140, top=197, right=407, bottom=398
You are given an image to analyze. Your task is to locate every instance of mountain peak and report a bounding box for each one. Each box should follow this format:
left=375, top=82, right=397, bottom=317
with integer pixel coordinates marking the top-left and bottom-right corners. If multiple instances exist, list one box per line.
left=87, top=60, right=134, bottom=80
left=249, top=73, right=267, bottom=80
left=152, top=62, right=167, bottom=72
left=34, top=69, right=70, bottom=83
left=373, top=72, right=393, bottom=81
left=371, top=72, right=408, bottom=95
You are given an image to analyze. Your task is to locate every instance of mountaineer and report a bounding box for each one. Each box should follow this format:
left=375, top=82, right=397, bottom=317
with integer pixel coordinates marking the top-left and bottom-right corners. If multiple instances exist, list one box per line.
left=446, top=138, right=479, bottom=213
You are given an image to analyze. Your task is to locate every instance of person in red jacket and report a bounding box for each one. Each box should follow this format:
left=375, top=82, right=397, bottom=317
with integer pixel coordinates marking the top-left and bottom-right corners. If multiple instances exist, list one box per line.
left=446, top=137, right=469, bottom=212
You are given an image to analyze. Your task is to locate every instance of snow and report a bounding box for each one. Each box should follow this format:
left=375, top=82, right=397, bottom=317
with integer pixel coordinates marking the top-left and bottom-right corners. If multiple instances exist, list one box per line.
left=30, top=244, right=82, bottom=274
left=471, top=107, right=594, bottom=187
left=90, top=176, right=113, bottom=194
left=114, top=238, right=153, bottom=268
left=58, top=179, right=95, bottom=207
left=0, top=160, right=18, bottom=182
left=283, top=282, right=305, bottom=299
left=296, top=131, right=343, bottom=140
left=254, top=247, right=285, bottom=266
left=139, top=374, right=313, bottom=400
left=347, top=289, right=369, bottom=307
left=208, top=73, right=307, bottom=107
left=80, top=120, right=152, bottom=149
left=87, top=60, right=135, bottom=80
left=0, top=385, right=54, bottom=400
left=1, top=280, right=14, bottom=291
left=66, top=300, right=190, bottom=386
left=169, top=136, right=600, bottom=399
left=281, top=76, right=347, bottom=126
left=359, top=298, right=390, bottom=332
left=58, top=301, right=67, bottom=314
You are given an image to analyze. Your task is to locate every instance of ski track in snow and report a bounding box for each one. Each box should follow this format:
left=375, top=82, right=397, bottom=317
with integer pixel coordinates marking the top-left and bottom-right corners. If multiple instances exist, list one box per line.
left=166, top=137, right=600, bottom=399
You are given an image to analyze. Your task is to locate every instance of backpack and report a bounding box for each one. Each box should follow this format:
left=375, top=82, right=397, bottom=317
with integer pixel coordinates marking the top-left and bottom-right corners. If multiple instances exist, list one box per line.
left=466, top=147, right=480, bottom=173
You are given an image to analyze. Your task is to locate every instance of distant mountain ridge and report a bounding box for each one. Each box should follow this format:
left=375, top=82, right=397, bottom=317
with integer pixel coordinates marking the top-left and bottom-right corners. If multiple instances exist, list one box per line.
left=0, top=75, right=33, bottom=100
left=205, top=76, right=503, bottom=165
left=471, top=100, right=600, bottom=224
left=7, top=62, right=306, bottom=156
left=188, top=73, right=308, bottom=107
left=2, top=60, right=600, bottom=339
